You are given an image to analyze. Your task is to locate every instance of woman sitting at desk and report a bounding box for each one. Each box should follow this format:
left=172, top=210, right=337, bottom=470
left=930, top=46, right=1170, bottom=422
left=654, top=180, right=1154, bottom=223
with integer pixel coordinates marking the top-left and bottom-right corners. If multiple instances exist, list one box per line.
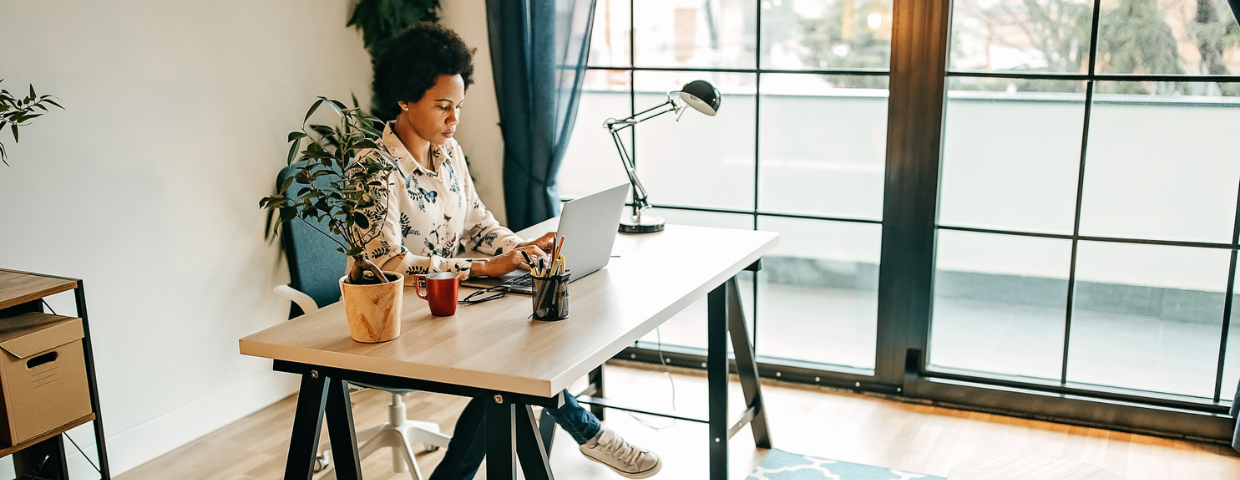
left=356, top=23, right=662, bottom=480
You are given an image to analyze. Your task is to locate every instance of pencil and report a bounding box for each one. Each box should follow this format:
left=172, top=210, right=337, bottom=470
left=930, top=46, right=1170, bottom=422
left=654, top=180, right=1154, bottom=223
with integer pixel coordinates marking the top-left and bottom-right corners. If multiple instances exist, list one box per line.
left=553, top=236, right=565, bottom=261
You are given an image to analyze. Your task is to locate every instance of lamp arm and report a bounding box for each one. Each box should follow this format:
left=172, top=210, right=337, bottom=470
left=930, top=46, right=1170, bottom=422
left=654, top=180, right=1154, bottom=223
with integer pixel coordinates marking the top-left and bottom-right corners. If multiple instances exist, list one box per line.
left=604, top=98, right=678, bottom=131
left=603, top=94, right=681, bottom=218
left=609, top=126, right=652, bottom=214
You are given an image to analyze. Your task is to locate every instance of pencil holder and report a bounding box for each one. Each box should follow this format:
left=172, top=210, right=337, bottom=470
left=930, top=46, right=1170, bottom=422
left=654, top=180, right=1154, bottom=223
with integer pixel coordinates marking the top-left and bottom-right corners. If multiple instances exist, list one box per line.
left=531, top=272, right=570, bottom=321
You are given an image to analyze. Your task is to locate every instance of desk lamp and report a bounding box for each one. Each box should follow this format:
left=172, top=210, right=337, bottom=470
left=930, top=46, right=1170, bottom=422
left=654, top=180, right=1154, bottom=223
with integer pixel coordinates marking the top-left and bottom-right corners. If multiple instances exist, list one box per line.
left=605, top=79, right=721, bottom=233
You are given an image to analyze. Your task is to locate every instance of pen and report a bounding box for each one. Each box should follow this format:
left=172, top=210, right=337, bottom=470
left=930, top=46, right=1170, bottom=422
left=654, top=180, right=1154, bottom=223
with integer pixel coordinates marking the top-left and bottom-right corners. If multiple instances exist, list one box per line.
left=521, top=250, right=535, bottom=272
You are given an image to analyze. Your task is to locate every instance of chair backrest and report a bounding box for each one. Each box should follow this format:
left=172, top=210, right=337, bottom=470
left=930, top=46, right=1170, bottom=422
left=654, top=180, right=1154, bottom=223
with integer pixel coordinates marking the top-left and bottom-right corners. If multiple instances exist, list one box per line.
left=276, top=166, right=346, bottom=317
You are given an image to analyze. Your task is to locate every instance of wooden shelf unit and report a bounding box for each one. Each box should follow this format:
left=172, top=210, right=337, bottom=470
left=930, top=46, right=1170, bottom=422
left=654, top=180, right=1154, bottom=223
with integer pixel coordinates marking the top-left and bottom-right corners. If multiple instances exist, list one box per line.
left=0, top=268, right=111, bottom=479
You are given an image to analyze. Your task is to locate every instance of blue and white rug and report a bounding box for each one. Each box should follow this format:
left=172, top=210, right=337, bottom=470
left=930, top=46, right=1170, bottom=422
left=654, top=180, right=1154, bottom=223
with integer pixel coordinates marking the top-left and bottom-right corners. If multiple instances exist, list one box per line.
left=747, top=449, right=945, bottom=480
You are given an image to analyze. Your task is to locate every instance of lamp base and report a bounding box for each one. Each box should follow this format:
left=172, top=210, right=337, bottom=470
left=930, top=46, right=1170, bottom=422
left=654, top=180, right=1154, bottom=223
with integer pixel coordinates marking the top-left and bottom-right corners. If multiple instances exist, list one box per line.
left=619, top=214, right=665, bottom=234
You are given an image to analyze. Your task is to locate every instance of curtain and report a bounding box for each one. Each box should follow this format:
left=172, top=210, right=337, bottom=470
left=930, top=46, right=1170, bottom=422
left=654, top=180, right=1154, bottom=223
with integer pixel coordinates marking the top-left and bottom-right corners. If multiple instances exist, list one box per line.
left=486, top=0, right=597, bottom=231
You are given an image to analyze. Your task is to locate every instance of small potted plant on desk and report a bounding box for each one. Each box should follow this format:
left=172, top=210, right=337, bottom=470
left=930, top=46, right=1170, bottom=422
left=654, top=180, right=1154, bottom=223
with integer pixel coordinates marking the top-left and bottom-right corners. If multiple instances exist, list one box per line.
left=261, top=96, right=404, bottom=343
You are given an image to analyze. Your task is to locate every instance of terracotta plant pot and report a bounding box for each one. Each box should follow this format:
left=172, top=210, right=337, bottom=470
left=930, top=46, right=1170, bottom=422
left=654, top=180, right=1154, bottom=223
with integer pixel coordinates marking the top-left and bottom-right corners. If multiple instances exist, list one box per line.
left=339, top=272, right=403, bottom=343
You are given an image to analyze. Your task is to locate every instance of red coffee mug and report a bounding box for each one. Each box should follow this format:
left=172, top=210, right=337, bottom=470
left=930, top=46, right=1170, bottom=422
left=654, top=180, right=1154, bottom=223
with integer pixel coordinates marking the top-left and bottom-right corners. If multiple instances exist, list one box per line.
left=415, top=272, right=459, bottom=316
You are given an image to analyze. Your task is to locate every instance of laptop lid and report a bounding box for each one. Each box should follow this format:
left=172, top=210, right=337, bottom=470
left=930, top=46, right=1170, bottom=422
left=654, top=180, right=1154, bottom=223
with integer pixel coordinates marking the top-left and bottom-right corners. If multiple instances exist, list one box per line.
left=461, top=183, right=629, bottom=292
left=553, top=182, right=629, bottom=280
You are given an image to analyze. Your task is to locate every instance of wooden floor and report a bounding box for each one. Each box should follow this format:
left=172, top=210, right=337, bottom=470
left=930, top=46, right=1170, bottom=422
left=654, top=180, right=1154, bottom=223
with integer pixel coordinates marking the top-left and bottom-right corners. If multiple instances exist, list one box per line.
left=116, top=361, right=1240, bottom=480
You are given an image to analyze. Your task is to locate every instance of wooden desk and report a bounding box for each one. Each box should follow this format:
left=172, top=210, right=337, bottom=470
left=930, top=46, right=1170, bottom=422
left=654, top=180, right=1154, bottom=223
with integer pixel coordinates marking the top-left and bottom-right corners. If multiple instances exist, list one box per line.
left=240, top=223, right=778, bottom=480
left=0, top=269, right=112, bottom=480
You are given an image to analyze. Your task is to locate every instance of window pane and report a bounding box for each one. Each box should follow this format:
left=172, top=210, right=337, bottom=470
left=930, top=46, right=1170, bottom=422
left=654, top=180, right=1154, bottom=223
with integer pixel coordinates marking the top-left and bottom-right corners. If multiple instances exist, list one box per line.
left=1066, top=241, right=1229, bottom=398
left=929, top=230, right=1072, bottom=381
left=939, top=77, right=1086, bottom=234
left=560, top=70, right=633, bottom=200
left=633, top=0, right=757, bottom=68
left=760, top=0, right=893, bottom=70
left=638, top=209, right=754, bottom=351
left=759, top=74, right=887, bottom=219
left=1079, top=82, right=1240, bottom=243
left=634, top=71, right=756, bottom=211
left=756, top=217, right=881, bottom=369
left=589, top=0, right=632, bottom=67
left=949, top=0, right=1095, bottom=73
left=1096, top=0, right=1240, bottom=76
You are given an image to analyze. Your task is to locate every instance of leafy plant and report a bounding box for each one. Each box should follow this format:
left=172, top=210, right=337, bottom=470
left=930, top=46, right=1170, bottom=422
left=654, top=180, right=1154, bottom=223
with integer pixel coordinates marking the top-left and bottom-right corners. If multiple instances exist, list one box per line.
left=346, top=0, right=441, bottom=118
left=260, top=96, right=399, bottom=285
left=348, top=0, right=440, bottom=59
left=0, top=80, right=63, bottom=166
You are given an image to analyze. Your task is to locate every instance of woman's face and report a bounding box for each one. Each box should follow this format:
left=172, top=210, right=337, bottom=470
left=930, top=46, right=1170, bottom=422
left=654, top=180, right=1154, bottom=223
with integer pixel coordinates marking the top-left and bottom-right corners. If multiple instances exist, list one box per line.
left=398, top=74, right=465, bottom=145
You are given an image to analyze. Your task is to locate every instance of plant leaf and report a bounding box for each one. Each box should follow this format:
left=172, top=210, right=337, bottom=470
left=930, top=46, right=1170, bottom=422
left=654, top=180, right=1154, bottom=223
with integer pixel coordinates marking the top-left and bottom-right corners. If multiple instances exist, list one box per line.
left=286, top=139, right=301, bottom=165
left=304, top=98, right=325, bottom=124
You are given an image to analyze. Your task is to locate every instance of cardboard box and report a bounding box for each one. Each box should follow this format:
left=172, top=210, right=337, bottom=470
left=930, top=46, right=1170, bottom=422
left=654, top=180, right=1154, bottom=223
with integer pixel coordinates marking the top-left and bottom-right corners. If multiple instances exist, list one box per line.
left=0, top=313, right=92, bottom=447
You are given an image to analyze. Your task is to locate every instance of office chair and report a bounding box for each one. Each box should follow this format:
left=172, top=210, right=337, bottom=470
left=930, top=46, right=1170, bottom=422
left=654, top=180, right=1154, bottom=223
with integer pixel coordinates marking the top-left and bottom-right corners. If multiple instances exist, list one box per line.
left=273, top=166, right=451, bottom=480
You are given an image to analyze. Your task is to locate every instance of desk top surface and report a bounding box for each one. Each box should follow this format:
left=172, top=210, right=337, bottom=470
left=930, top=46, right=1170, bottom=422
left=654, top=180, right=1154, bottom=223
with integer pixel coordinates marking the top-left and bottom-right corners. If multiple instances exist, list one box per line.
left=239, top=222, right=778, bottom=397
left=0, top=269, right=78, bottom=311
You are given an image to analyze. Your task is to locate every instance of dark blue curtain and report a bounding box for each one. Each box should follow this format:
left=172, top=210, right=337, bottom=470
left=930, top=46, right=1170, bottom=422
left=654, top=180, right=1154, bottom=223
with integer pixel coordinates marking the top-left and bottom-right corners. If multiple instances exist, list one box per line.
left=486, top=0, right=597, bottom=230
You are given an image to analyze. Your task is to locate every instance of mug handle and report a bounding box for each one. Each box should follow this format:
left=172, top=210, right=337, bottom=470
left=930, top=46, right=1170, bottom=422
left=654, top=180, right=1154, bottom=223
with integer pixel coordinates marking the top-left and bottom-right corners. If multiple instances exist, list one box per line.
left=415, top=275, right=429, bottom=300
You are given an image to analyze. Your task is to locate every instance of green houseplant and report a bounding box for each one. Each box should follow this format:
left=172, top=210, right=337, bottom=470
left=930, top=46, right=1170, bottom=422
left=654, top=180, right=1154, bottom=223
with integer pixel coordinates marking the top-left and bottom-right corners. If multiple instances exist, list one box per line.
left=261, top=96, right=405, bottom=342
left=0, top=80, right=62, bottom=166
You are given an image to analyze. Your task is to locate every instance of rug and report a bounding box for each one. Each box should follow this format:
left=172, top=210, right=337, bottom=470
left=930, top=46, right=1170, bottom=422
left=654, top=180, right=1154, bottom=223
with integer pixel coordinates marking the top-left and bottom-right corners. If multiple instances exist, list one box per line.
left=747, top=449, right=946, bottom=480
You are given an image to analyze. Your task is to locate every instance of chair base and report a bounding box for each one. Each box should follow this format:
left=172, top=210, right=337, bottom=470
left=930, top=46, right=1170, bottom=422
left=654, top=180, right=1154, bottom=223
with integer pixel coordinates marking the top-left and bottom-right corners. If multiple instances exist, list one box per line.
left=319, top=392, right=451, bottom=480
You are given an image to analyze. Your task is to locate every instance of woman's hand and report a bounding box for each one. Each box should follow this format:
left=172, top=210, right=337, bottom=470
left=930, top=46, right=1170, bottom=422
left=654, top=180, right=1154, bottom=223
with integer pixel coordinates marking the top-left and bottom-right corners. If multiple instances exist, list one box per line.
left=470, top=245, right=550, bottom=278
left=518, top=232, right=556, bottom=252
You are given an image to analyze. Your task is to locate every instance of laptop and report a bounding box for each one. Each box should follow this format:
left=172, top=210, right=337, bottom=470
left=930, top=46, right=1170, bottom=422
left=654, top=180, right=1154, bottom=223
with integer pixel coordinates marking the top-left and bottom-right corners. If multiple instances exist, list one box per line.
left=463, top=183, right=630, bottom=294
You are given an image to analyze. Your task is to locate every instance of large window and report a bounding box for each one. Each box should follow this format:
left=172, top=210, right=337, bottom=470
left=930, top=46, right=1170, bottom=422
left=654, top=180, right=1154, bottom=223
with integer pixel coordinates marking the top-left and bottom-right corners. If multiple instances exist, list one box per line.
left=929, top=0, right=1240, bottom=403
left=557, top=0, right=1240, bottom=439
left=560, top=0, right=893, bottom=371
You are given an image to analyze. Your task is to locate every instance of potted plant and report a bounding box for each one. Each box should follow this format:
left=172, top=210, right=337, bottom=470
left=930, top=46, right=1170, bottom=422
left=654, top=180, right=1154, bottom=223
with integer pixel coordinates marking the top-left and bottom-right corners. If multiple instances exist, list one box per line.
left=261, top=96, right=404, bottom=343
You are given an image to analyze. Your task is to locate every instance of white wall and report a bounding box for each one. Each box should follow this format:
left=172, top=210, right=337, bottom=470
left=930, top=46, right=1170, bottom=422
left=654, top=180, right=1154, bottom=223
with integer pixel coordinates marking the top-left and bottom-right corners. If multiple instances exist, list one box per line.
left=0, top=0, right=373, bottom=475
left=441, top=0, right=509, bottom=224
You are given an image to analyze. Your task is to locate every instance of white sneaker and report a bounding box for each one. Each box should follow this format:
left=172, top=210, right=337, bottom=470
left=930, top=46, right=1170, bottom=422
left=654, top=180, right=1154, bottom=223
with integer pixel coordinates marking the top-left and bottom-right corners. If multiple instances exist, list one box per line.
left=579, top=428, right=662, bottom=478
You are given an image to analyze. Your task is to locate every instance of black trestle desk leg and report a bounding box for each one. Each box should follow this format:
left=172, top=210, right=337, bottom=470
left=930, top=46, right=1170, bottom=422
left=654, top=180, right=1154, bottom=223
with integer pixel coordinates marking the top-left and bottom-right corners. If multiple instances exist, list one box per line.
left=284, top=371, right=330, bottom=480
left=516, top=405, right=555, bottom=480
left=727, top=277, right=772, bottom=448
left=75, top=283, right=112, bottom=479
left=14, top=434, right=69, bottom=480
left=588, top=366, right=605, bottom=419
left=707, top=281, right=729, bottom=480
left=539, top=407, right=557, bottom=453
left=325, top=378, right=363, bottom=480
left=486, top=393, right=517, bottom=480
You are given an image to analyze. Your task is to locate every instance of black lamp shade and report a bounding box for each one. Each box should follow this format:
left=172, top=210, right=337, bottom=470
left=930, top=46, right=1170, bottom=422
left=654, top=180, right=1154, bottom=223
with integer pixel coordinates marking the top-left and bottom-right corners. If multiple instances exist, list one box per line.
left=679, top=80, right=721, bottom=116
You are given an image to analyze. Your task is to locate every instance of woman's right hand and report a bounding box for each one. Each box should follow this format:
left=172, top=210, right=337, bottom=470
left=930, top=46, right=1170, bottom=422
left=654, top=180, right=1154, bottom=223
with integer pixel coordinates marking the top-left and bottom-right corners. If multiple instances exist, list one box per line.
left=470, top=245, right=549, bottom=278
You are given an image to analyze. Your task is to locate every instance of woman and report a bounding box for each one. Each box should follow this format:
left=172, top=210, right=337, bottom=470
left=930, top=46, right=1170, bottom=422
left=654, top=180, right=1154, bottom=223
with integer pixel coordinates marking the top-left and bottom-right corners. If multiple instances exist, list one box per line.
left=361, top=23, right=662, bottom=480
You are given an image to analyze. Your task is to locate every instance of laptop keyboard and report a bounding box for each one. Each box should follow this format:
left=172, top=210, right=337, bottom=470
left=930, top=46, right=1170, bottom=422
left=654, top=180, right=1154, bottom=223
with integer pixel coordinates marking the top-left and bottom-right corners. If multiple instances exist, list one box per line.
left=506, top=273, right=534, bottom=287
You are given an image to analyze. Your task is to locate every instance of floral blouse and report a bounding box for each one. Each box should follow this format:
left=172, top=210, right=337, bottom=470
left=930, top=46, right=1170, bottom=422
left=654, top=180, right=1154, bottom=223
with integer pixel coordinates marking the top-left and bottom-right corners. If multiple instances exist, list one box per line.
left=357, top=124, right=523, bottom=282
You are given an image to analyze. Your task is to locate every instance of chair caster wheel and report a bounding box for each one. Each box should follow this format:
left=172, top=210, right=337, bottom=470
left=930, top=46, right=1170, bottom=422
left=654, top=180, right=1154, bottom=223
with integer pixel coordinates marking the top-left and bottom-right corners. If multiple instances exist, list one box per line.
left=314, top=451, right=331, bottom=473
left=424, top=445, right=441, bottom=453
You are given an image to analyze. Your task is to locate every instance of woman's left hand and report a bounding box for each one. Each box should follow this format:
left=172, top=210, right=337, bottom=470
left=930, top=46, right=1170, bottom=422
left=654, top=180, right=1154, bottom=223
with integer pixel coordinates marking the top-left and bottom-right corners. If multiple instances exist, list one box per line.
left=519, top=232, right=556, bottom=252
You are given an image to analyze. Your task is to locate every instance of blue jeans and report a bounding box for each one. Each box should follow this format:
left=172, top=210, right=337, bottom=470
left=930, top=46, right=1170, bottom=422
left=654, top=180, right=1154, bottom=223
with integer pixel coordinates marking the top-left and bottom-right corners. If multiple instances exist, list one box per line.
left=427, top=390, right=601, bottom=480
